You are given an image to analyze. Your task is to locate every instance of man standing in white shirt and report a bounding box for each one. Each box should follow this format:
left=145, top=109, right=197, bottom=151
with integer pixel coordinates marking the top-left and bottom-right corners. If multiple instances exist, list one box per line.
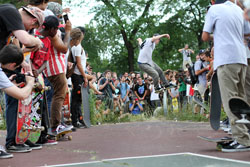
left=202, top=0, right=250, bottom=152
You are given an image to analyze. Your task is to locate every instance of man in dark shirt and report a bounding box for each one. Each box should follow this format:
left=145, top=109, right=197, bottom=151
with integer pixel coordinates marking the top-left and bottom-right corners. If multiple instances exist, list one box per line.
left=134, top=77, right=148, bottom=101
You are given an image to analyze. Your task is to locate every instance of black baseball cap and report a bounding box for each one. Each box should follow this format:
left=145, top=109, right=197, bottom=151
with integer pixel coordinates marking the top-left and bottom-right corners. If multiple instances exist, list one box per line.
left=43, top=15, right=59, bottom=29
left=215, top=0, right=227, bottom=4
left=199, top=49, right=206, bottom=55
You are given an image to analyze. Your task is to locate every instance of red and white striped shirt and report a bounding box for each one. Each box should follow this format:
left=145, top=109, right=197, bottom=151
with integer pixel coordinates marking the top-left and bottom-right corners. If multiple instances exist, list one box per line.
left=44, top=30, right=66, bottom=77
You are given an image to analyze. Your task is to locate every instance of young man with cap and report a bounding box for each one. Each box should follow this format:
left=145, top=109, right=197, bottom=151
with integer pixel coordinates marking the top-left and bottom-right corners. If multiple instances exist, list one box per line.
left=203, top=0, right=250, bottom=152
left=194, top=49, right=209, bottom=97
left=137, top=34, right=171, bottom=92
left=0, top=44, right=35, bottom=158
left=2, top=5, right=45, bottom=153
left=43, top=2, right=73, bottom=134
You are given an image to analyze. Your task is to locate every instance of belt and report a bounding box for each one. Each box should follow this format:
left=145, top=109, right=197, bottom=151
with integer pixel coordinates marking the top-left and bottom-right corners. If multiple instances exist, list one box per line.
left=138, top=62, right=151, bottom=66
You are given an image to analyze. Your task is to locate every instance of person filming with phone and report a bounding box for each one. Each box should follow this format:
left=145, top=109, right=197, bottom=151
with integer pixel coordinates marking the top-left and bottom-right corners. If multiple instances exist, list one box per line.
left=129, top=98, right=143, bottom=115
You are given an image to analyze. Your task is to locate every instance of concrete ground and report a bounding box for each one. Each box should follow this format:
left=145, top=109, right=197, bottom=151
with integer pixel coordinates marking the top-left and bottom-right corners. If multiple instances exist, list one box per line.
left=1, top=120, right=250, bottom=167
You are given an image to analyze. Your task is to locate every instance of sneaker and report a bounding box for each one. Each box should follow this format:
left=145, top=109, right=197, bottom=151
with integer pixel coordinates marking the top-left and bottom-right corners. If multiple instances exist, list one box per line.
left=25, top=140, right=42, bottom=150
left=52, top=124, right=72, bottom=135
left=154, top=86, right=162, bottom=93
left=6, top=144, right=32, bottom=153
left=42, top=139, right=58, bottom=146
left=0, top=145, right=13, bottom=159
left=164, top=83, right=176, bottom=89
left=222, top=140, right=250, bottom=152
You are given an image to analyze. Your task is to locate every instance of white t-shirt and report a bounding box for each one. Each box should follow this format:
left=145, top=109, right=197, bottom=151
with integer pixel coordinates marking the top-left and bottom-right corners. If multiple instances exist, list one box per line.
left=72, top=44, right=86, bottom=75
left=149, top=84, right=159, bottom=101
left=0, top=64, right=14, bottom=89
left=203, top=1, right=249, bottom=70
left=182, top=49, right=192, bottom=61
left=137, top=38, right=155, bottom=66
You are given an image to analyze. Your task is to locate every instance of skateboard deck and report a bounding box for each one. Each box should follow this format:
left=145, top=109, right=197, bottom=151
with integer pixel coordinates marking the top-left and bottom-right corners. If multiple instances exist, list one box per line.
left=55, top=130, right=72, bottom=141
left=210, top=72, right=222, bottom=131
left=29, top=75, right=46, bottom=143
left=193, top=96, right=209, bottom=111
left=62, top=88, right=71, bottom=125
left=198, top=136, right=233, bottom=151
left=229, top=97, right=250, bottom=126
left=81, top=84, right=91, bottom=128
left=172, top=97, right=178, bottom=112
left=16, top=93, right=32, bottom=144
left=198, top=136, right=233, bottom=143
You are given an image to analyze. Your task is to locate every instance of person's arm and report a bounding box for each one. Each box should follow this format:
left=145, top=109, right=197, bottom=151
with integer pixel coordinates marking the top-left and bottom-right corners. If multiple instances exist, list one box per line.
left=134, top=90, right=140, bottom=99
left=3, top=75, right=34, bottom=100
left=13, top=30, right=43, bottom=51
left=137, top=103, right=143, bottom=112
left=123, top=85, right=130, bottom=102
left=129, top=103, right=135, bottom=112
left=189, top=49, right=194, bottom=54
left=137, top=38, right=143, bottom=46
left=75, top=57, right=88, bottom=87
left=142, top=90, right=148, bottom=100
left=99, top=79, right=108, bottom=91
left=152, top=34, right=170, bottom=42
left=178, top=48, right=183, bottom=53
left=50, top=21, right=72, bottom=54
left=109, top=81, right=116, bottom=91
left=195, top=66, right=209, bottom=76
left=202, top=32, right=213, bottom=42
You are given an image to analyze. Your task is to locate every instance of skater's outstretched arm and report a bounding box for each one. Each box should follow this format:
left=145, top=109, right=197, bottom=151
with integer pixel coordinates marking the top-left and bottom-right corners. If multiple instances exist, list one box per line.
left=152, top=34, right=170, bottom=42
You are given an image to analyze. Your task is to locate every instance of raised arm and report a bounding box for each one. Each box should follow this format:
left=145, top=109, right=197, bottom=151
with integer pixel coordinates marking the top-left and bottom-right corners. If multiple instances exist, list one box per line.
left=152, top=34, right=170, bottom=42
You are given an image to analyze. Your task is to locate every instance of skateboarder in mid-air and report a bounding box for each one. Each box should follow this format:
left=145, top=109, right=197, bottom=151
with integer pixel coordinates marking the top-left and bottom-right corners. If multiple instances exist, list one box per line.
left=137, top=33, right=172, bottom=92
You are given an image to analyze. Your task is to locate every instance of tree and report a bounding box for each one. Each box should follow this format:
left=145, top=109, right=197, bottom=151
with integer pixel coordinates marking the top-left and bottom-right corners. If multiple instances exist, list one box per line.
left=65, top=0, right=209, bottom=73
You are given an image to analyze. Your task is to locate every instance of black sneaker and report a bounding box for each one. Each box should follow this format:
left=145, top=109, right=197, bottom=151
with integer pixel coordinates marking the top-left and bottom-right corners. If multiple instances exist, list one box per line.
left=0, top=145, right=13, bottom=159
left=154, top=86, right=162, bottom=93
left=163, top=83, right=176, bottom=90
left=25, top=140, right=42, bottom=150
left=6, top=143, right=32, bottom=153
left=222, top=140, right=250, bottom=152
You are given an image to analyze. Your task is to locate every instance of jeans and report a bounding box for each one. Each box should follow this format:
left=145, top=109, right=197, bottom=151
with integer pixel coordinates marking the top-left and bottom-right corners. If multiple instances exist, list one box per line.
left=139, top=62, right=168, bottom=88
left=5, top=94, right=18, bottom=147
left=43, top=75, right=54, bottom=117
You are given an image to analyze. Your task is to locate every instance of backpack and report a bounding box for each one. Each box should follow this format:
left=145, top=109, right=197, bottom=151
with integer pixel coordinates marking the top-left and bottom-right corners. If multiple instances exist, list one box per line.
left=188, top=62, right=204, bottom=85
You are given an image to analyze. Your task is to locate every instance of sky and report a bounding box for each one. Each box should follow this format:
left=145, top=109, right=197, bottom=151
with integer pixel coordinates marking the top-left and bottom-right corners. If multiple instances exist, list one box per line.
left=62, top=1, right=97, bottom=27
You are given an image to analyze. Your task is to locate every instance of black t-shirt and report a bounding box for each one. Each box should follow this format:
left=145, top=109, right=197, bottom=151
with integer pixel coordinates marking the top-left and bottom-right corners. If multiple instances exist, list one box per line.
left=134, top=83, right=147, bottom=98
left=0, top=4, right=25, bottom=49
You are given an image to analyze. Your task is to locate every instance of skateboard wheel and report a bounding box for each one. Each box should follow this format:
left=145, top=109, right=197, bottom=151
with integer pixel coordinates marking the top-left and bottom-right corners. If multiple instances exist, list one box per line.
left=41, top=126, right=45, bottom=131
left=230, top=119, right=236, bottom=125
left=32, top=126, right=36, bottom=131
left=22, top=126, right=27, bottom=131
left=68, top=136, right=72, bottom=140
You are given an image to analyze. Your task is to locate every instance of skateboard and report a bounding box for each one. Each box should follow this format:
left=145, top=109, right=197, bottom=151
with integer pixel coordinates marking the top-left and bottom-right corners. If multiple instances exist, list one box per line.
left=81, top=84, right=91, bottom=128
left=193, top=96, right=209, bottom=112
left=55, top=130, right=72, bottom=141
left=229, top=97, right=250, bottom=126
left=62, top=88, right=72, bottom=125
left=210, top=72, right=222, bottom=131
left=16, top=83, right=32, bottom=144
left=29, top=75, right=48, bottom=143
left=172, top=97, right=178, bottom=112
left=198, top=136, right=233, bottom=151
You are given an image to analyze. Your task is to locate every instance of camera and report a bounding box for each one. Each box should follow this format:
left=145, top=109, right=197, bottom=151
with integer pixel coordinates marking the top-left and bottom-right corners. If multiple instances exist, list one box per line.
left=109, top=79, right=112, bottom=82
left=13, top=73, right=26, bottom=84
